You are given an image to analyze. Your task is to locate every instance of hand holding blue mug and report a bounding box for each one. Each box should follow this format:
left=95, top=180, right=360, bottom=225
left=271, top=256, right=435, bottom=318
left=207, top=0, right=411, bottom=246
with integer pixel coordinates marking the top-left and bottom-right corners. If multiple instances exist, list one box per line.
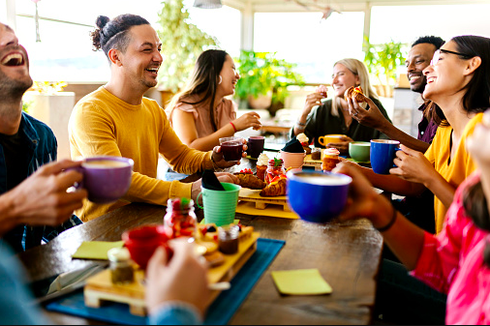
left=370, top=139, right=400, bottom=174
left=390, top=144, right=437, bottom=184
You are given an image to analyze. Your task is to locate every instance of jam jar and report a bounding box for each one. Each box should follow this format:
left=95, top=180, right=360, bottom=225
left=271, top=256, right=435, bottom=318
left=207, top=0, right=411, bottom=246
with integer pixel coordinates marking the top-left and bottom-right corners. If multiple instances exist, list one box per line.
left=218, top=224, right=239, bottom=255
left=265, top=157, right=285, bottom=184
left=163, top=198, right=197, bottom=238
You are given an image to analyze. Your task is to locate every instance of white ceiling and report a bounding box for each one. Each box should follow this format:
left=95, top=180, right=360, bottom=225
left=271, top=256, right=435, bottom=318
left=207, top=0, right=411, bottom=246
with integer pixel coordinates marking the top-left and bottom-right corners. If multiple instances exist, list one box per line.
left=223, top=0, right=490, bottom=12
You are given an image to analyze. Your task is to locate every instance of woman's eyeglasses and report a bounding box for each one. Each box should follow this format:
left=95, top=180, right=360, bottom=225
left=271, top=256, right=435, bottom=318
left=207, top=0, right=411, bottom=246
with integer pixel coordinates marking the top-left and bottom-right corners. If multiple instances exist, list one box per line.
left=430, top=49, right=475, bottom=66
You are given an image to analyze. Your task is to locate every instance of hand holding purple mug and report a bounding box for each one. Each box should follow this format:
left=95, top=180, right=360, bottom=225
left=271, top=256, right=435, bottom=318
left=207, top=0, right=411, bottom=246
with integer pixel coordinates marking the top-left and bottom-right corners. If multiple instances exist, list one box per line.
left=70, top=156, right=134, bottom=204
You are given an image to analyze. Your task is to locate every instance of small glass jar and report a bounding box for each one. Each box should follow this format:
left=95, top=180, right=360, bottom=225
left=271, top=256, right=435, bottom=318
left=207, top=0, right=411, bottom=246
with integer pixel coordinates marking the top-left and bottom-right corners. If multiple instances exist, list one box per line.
left=311, top=148, right=321, bottom=160
left=108, top=247, right=134, bottom=285
left=265, top=158, right=285, bottom=184
left=218, top=224, right=239, bottom=255
left=164, top=198, right=197, bottom=239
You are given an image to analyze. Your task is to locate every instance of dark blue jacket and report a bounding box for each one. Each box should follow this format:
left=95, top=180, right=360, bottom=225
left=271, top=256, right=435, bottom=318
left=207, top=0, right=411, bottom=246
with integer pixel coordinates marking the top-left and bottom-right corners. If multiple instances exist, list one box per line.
left=0, top=112, right=81, bottom=252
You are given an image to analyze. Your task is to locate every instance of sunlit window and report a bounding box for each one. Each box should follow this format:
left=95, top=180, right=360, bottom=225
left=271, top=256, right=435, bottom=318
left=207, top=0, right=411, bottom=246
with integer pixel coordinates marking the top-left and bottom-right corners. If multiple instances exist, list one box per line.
left=370, top=4, right=490, bottom=45
left=9, top=0, right=241, bottom=83
left=254, top=11, right=365, bottom=84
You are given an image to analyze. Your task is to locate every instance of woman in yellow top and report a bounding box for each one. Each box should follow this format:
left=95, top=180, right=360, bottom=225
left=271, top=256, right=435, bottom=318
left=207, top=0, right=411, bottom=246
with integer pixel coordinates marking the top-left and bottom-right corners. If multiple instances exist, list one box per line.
left=166, top=49, right=262, bottom=151
left=347, top=35, right=490, bottom=233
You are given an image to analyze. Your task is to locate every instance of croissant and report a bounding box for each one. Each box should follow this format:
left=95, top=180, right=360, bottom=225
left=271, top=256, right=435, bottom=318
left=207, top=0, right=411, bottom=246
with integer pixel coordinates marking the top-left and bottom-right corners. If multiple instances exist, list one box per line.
left=260, top=178, right=287, bottom=197
left=344, top=86, right=367, bottom=103
left=235, top=173, right=266, bottom=189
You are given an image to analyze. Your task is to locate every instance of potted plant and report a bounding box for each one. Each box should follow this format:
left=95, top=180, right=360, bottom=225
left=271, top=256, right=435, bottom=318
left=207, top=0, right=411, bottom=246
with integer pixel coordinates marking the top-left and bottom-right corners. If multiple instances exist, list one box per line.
left=155, top=0, right=218, bottom=104
left=363, top=37, right=406, bottom=97
left=234, top=50, right=304, bottom=116
left=22, top=81, right=74, bottom=159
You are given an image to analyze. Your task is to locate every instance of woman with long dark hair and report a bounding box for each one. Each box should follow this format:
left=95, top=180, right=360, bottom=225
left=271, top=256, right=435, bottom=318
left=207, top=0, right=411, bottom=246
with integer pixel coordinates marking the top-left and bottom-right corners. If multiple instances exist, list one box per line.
left=167, top=49, right=262, bottom=151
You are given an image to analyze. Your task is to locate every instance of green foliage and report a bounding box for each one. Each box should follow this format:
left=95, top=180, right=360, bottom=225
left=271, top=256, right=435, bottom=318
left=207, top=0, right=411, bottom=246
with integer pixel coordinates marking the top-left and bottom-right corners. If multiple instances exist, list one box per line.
left=22, top=99, right=32, bottom=113
left=156, top=0, right=218, bottom=93
left=234, top=50, right=304, bottom=106
left=363, top=37, right=406, bottom=86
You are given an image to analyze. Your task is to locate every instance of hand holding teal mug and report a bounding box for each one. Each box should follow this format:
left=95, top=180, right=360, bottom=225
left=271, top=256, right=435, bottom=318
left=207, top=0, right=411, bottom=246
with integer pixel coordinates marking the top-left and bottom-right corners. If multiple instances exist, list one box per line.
left=370, top=139, right=400, bottom=174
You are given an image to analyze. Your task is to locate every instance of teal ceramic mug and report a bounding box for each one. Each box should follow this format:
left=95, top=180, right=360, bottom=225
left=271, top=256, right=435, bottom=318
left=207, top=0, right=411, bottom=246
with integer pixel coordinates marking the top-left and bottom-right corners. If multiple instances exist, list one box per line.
left=348, top=141, right=371, bottom=162
left=196, top=182, right=241, bottom=226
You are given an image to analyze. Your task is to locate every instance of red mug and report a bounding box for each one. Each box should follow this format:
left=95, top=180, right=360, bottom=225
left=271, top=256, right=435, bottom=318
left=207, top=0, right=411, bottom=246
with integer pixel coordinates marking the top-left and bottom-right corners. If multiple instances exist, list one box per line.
left=122, top=224, right=173, bottom=270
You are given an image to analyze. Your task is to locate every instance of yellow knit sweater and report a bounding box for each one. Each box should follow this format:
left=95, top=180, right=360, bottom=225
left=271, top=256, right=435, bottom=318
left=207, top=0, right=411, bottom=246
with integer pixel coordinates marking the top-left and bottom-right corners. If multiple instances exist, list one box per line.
left=69, top=87, right=213, bottom=221
left=424, top=112, right=482, bottom=234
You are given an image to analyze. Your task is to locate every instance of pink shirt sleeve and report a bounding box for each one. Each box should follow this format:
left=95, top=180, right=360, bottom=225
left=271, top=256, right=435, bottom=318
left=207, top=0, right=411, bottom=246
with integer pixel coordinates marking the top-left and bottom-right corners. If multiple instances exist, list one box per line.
left=173, top=101, right=199, bottom=121
left=410, top=174, right=479, bottom=294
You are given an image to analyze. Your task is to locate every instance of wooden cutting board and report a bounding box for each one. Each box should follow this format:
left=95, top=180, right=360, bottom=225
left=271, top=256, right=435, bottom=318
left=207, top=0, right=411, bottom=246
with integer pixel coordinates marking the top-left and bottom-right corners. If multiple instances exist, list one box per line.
left=84, top=232, right=260, bottom=316
left=238, top=188, right=290, bottom=212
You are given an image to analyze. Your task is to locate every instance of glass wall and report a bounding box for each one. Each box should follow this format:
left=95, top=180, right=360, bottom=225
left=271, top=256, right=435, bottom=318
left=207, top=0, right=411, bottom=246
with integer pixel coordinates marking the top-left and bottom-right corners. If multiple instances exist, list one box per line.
left=0, top=0, right=6, bottom=23
left=254, top=11, right=365, bottom=84
left=370, top=4, right=490, bottom=44
left=11, top=0, right=241, bottom=83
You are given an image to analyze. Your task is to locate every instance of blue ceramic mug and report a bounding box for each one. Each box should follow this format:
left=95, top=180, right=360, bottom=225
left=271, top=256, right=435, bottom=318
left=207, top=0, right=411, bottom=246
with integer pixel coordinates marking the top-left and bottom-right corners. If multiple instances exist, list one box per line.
left=286, top=170, right=352, bottom=223
left=370, top=139, right=400, bottom=174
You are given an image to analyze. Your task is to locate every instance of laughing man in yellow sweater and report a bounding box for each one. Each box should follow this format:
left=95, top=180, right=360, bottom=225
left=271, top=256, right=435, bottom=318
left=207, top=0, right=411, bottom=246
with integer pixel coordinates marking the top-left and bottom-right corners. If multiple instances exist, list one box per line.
left=69, top=14, right=240, bottom=222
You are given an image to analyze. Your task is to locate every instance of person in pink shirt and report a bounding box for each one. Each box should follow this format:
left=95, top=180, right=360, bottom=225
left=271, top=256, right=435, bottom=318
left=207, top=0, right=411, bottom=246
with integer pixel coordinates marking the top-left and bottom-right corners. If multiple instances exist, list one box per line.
left=334, top=107, right=490, bottom=324
left=166, top=49, right=262, bottom=151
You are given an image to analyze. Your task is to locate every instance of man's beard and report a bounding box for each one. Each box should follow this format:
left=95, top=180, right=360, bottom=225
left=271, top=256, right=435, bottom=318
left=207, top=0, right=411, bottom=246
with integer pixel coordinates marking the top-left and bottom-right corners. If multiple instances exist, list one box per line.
left=0, top=70, right=33, bottom=100
left=412, top=76, right=427, bottom=94
left=141, top=77, right=157, bottom=89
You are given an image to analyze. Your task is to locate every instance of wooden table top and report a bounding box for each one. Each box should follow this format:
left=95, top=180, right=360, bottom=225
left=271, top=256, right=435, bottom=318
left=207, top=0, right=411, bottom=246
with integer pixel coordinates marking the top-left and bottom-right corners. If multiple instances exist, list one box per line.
left=17, top=199, right=383, bottom=325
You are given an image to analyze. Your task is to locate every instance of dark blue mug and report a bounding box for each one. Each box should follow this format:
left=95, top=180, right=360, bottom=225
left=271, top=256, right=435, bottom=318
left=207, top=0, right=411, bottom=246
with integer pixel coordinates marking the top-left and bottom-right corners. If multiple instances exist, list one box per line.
left=370, top=139, right=400, bottom=174
left=286, top=170, right=352, bottom=223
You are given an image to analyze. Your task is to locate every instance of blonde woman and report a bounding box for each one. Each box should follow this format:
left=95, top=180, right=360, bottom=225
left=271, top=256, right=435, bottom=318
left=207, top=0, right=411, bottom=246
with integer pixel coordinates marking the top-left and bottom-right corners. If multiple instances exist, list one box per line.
left=291, top=58, right=391, bottom=154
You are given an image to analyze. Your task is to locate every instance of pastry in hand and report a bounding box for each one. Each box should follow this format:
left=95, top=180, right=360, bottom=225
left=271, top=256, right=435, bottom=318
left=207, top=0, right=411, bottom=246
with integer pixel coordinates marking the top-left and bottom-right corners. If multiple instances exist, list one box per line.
left=297, top=133, right=312, bottom=154
left=322, top=148, right=340, bottom=172
left=235, top=170, right=266, bottom=189
left=344, top=86, right=367, bottom=103
left=260, top=177, right=287, bottom=197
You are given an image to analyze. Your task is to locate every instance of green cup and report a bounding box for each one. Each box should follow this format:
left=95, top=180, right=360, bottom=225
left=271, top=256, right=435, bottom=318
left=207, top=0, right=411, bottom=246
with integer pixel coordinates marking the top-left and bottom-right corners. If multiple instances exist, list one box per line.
left=348, top=141, right=371, bottom=162
left=196, top=182, right=241, bottom=227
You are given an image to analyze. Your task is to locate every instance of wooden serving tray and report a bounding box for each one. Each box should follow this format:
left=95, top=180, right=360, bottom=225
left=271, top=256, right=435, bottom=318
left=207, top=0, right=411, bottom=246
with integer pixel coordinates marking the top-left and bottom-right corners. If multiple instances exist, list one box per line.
left=304, top=154, right=322, bottom=170
left=238, top=188, right=290, bottom=212
left=84, top=232, right=260, bottom=316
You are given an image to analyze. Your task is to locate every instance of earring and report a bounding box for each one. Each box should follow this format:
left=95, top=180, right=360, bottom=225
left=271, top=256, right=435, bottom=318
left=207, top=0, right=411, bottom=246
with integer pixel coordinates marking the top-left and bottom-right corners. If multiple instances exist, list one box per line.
left=218, top=75, right=222, bottom=85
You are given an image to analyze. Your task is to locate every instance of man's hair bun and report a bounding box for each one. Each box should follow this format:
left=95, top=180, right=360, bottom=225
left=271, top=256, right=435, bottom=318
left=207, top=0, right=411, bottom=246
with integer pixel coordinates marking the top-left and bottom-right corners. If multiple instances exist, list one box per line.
left=96, top=15, right=110, bottom=29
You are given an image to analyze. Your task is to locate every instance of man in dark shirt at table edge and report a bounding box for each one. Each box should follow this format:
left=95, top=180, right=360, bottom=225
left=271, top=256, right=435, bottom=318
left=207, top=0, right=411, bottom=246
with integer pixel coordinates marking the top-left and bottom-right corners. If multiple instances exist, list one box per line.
left=0, top=22, right=83, bottom=253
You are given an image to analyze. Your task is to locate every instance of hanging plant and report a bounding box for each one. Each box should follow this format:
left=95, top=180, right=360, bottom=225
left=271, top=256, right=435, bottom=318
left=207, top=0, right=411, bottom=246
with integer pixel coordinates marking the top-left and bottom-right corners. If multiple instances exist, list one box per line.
left=363, top=37, right=406, bottom=87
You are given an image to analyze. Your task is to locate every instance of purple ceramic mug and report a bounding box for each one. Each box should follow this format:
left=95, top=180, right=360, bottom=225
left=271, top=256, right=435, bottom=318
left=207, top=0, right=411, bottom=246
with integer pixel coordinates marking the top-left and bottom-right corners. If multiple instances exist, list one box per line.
left=73, top=156, right=134, bottom=204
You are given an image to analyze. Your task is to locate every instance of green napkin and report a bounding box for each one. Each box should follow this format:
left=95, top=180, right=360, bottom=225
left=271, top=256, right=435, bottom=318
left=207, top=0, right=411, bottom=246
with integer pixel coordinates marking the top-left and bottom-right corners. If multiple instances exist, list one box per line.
left=271, top=268, right=333, bottom=295
left=72, top=241, right=124, bottom=260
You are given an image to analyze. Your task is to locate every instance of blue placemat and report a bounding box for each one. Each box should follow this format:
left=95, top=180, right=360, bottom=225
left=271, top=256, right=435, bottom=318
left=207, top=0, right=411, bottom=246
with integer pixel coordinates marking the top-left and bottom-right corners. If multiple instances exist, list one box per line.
left=45, top=238, right=285, bottom=325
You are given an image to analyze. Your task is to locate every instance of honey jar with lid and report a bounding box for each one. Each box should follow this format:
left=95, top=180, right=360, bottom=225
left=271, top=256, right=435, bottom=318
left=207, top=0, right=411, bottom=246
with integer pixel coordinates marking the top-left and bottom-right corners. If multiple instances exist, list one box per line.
left=107, top=247, right=134, bottom=284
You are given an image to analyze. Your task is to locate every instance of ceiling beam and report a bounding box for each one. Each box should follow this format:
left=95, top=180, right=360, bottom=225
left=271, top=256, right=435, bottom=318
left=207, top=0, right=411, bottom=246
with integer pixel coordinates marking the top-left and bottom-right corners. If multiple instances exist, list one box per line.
left=223, top=0, right=490, bottom=12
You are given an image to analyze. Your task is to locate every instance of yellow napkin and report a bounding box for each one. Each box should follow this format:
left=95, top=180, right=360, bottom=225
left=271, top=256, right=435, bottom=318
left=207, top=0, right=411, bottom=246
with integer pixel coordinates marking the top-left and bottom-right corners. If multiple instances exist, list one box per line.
left=271, top=269, right=333, bottom=295
left=236, top=201, right=299, bottom=219
left=72, top=241, right=124, bottom=260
